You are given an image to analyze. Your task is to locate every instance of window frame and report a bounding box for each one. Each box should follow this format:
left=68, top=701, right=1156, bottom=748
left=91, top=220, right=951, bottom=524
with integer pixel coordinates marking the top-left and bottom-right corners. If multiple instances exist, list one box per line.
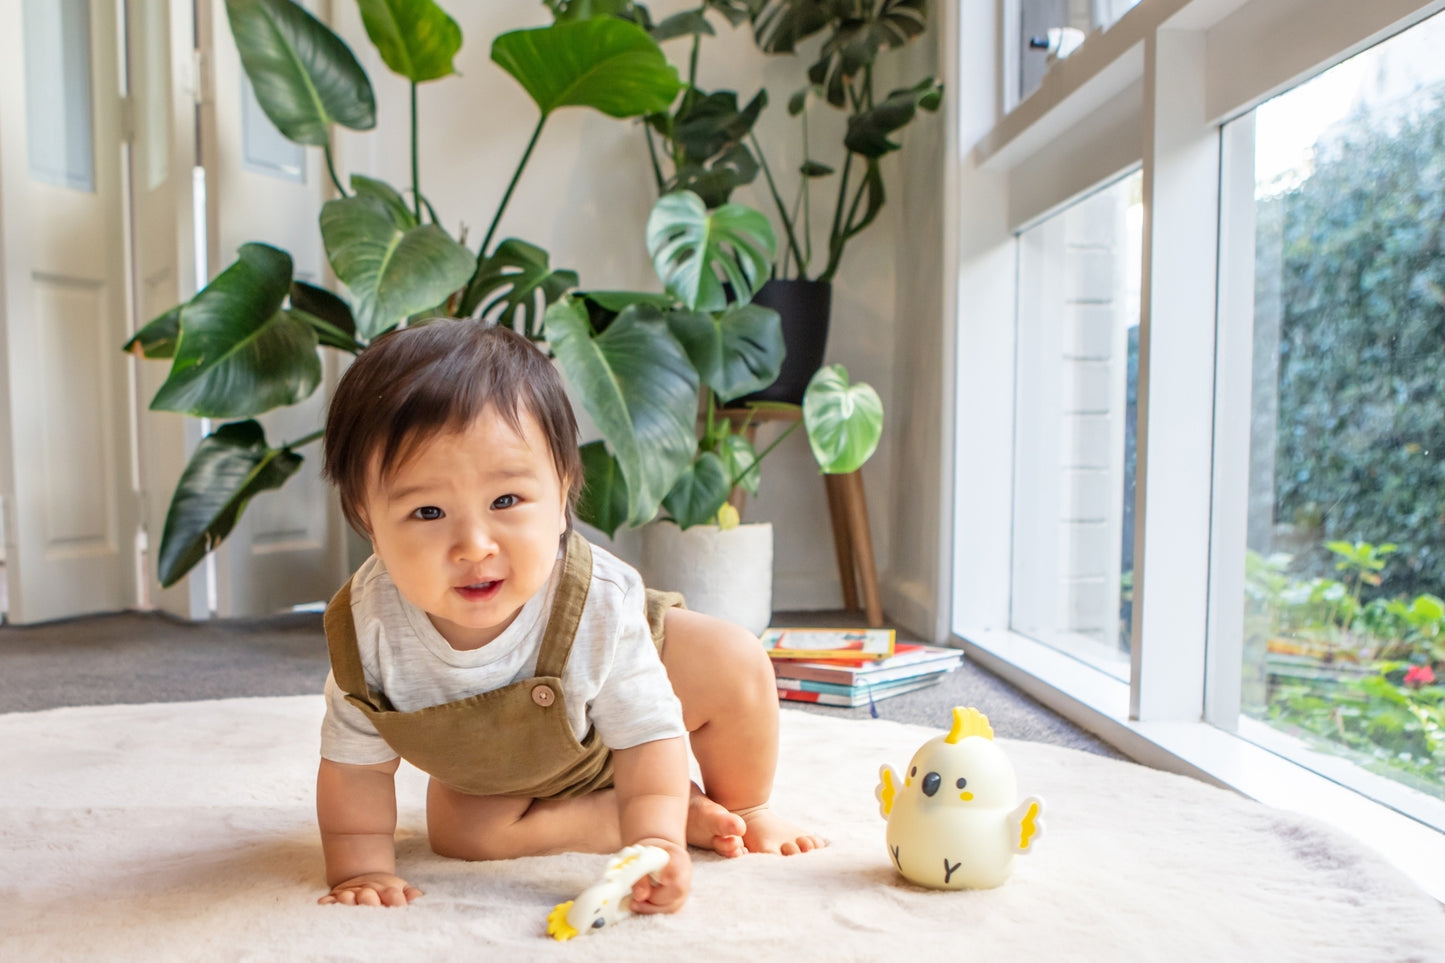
left=948, top=0, right=1445, bottom=901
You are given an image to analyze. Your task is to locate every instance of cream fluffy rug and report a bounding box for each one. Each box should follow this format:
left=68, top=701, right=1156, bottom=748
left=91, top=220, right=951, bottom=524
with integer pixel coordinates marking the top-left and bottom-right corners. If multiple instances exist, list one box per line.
left=2, top=696, right=1443, bottom=962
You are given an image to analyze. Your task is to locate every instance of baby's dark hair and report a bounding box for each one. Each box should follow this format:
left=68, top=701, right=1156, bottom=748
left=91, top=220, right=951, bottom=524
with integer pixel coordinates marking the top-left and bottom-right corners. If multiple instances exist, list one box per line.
left=323, top=319, right=582, bottom=536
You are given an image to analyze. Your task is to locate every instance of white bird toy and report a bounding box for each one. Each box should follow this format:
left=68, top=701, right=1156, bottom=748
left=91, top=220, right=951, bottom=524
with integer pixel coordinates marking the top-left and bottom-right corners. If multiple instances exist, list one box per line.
left=875, top=706, right=1044, bottom=889
left=545, top=844, right=670, bottom=941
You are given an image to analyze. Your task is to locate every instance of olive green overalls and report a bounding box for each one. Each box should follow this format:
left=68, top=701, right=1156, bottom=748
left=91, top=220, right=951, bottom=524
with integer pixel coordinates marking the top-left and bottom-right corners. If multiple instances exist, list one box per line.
left=323, top=531, right=683, bottom=800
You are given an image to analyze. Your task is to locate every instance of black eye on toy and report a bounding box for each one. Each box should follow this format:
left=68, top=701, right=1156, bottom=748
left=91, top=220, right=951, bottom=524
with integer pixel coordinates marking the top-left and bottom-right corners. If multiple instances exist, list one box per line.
left=922, top=771, right=941, bottom=796
left=909, top=766, right=917, bottom=778
left=956, top=777, right=968, bottom=789
left=592, top=918, right=606, bottom=929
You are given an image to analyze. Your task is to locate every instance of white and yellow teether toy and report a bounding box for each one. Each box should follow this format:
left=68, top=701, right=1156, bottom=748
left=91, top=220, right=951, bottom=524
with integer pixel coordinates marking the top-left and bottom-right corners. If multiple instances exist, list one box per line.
left=875, top=707, right=1044, bottom=889
left=545, top=844, right=670, bottom=941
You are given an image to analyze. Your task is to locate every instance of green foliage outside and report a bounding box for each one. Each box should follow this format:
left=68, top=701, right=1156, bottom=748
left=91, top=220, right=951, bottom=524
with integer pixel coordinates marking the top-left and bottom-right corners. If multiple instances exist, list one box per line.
left=1244, top=543, right=1444, bottom=798
left=1267, top=94, right=1445, bottom=600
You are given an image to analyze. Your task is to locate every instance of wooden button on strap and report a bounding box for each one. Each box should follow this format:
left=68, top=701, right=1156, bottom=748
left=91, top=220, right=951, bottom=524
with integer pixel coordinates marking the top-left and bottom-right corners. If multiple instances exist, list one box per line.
left=531, top=684, right=556, bottom=707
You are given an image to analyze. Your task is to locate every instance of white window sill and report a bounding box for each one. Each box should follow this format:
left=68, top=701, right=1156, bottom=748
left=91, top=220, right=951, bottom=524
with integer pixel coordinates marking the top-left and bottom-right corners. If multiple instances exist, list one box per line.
left=957, top=627, right=1445, bottom=903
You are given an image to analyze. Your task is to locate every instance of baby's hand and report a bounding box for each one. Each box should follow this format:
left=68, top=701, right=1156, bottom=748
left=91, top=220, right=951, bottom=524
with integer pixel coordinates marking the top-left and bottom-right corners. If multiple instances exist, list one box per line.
left=627, top=839, right=691, bottom=915
left=319, top=872, right=423, bottom=907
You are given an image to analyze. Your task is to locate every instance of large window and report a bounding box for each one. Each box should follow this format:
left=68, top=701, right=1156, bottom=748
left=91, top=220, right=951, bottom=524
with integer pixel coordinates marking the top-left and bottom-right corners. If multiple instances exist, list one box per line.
left=1012, top=172, right=1141, bottom=681
left=1225, top=14, right=1445, bottom=820
left=957, top=0, right=1445, bottom=897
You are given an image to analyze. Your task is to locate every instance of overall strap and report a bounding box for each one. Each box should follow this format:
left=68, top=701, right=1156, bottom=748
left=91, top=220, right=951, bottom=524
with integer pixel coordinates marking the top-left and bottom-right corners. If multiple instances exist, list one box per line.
left=323, top=579, right=383, bottom=711
left=535, top=530, right=593, bottom=679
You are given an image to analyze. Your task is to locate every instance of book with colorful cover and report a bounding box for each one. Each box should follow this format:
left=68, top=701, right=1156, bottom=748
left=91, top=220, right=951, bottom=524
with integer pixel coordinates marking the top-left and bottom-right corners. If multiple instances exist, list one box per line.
left=774, top=668, right=954, bottom=697
left=772, top=644, right=963, bottom=686
left=776, top=674, right=944, bottom=708
left=760, top=627, right=896, bottom=661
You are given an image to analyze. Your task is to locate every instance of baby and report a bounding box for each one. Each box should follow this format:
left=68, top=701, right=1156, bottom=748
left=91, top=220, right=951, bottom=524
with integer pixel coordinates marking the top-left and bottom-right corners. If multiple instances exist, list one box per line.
left=314, top=319, right=824, bottom=912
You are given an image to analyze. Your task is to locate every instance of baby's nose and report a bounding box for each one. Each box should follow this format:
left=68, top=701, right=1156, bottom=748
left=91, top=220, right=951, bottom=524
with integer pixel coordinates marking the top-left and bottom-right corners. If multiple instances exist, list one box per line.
left=922, top=772, right=941, bottom=797
left=455, top=523, right=498, bottom=559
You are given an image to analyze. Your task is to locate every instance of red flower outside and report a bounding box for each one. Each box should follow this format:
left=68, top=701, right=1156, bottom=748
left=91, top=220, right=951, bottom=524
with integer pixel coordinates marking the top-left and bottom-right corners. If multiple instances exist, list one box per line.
left=1403, top=665, right=1436, bottom=689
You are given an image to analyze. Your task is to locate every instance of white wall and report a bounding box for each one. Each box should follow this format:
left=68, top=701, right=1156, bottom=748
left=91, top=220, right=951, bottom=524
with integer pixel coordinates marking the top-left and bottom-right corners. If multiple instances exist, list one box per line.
left=329, top=3, right=948, bottom=628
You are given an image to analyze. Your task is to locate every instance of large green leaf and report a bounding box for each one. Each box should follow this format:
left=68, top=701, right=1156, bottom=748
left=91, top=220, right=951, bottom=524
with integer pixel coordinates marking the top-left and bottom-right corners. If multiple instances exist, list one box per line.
left=157, top=420, right=305, bottom=587
left=319, top=194, right=474, bottom=339
left=802, top=363, right=883, bottom=474
left=545, top=297, right=698, bottom=528
left=151, top=244, right=322, bottom=417
left=661, top=451, right=731, bottom=528
left=356, top=0, right=462, bottom=83
left=658, top=89, right=767, bottom=206
left=124, top=305, right=181, bottom=359
left=665, top=302, right=782, bottom=404
left=576, top=440, right=630, bottom=537
left=460, top=238, right=579, bottom=338
left=652, top=10, right=714, bottom=42
left=288, top=280, right=359, bottom=351
left=843, top=77, right=943, bottom=158
left=225, top=0, right=375, bottom=146
left=669, top=89, right=766, bottom=165
left=807, top=0, right=929, bottom=107
left=646, top=191, right=775, bottom=311
left=752, top=0, right=830, bottom=53
left=350, top=174, right=417, bottom=229
left=492, top=18, right=682, bottom=119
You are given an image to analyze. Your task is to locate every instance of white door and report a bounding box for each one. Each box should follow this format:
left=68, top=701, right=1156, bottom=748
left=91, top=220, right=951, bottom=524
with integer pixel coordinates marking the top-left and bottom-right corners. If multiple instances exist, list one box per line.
left=126, top=0, right=210, bottom=618
left=0, top=0, right=140, bottom=623
left=198, top=0, right=348, bottom=615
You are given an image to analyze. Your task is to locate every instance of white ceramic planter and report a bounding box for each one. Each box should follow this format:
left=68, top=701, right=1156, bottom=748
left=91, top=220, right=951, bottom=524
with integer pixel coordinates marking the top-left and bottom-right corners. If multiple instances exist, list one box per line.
left=638, top=521, right=773, bottom=636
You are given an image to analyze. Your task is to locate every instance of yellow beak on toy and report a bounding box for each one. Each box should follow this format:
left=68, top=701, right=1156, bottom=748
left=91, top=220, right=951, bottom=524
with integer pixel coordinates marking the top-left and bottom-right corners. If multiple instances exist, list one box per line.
left=875, top=707, right=1044, bottom=889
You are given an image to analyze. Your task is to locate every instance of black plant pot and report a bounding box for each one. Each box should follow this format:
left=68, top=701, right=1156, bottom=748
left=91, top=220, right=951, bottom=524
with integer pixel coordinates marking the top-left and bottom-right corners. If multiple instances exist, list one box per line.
left=741, top=278, right=832, bottom=406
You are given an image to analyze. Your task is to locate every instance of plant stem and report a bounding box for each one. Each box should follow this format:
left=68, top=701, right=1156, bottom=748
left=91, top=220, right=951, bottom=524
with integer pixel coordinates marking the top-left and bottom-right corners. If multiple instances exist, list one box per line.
left=411, top=82, right=421, bottom=221
left=801, top=109, right=813, bottom=273
left=286, top=429, right=325, bottom=450
left=480, top=115, right=547, bottom=258
left=688, top=28, right=701, bottom=89
left=323, top=142, right=346, bottom=197
left=750, top=132, right=806, bottom=279
left=735, top=417, right=803, bottom=487
left=822, top=151, right=854, bottom=282
left=645, top=125, right=666, bottom=193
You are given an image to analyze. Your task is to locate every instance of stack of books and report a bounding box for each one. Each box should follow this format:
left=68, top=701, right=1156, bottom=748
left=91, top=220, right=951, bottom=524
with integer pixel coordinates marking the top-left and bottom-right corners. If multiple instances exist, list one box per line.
left=761, top=628, right=964, bottom=710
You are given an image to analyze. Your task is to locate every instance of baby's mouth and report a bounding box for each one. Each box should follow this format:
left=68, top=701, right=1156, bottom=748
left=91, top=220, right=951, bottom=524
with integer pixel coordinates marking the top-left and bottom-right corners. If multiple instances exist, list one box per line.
left=455, top=580, right=502, bottom=601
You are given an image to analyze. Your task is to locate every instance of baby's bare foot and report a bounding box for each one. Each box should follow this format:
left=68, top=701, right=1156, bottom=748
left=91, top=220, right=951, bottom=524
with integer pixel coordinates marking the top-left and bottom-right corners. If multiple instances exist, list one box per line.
left=734, top=805, right=827, bottom=856
left=686, top=784, right=747, bottom=857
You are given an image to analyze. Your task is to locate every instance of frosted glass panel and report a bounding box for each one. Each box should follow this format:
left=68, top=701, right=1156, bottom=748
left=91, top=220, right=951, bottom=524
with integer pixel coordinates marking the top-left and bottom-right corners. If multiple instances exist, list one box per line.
left=242, top=77, right=305, bottom=183
left=137, top=0, right=171, bottom=191
left=23, top=0, right=96, bottom=192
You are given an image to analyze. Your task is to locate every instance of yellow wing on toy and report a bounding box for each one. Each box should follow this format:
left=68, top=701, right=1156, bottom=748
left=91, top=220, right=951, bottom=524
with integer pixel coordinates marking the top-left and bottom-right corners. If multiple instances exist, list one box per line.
left=1009, top=795, right=1045, bottom=853
left=875, top=764, right=900, bottom=818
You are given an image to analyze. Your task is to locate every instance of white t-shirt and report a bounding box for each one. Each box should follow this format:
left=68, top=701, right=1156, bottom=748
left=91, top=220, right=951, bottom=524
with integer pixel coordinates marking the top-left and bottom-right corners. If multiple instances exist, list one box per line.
left=319, top=541, right=686, bottom=767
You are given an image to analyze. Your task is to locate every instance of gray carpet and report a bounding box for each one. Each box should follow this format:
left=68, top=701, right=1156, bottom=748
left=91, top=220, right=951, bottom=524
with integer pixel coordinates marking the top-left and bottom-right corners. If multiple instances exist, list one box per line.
left=0, top=608, right=1123, bottom=758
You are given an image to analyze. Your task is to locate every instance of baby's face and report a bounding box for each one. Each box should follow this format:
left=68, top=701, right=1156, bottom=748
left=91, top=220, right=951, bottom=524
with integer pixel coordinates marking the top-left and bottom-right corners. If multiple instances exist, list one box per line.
left=360, top=406, right=569, bottom=650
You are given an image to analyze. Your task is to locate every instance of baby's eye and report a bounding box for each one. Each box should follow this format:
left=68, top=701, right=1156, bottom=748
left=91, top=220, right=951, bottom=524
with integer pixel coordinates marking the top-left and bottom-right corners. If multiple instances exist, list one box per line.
left=412, top=506, right=444, bottom=521
left=491, top=493, right=519, bottom=510
left=956, top=777, right=968, bottom=789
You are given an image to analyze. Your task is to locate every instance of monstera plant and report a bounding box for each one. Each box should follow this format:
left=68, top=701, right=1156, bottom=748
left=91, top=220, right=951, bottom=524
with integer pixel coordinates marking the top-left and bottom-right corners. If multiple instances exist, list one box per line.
left=749, top=0, right=943, bottom=281
left=545, top=189, right=883, bottom=536
left=124, top=0, right=683, bottom=587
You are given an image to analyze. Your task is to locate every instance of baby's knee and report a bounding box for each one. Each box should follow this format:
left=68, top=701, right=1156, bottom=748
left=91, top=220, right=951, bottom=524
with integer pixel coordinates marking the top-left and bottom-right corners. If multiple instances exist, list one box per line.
left=428, top=822, right=518, bottom=862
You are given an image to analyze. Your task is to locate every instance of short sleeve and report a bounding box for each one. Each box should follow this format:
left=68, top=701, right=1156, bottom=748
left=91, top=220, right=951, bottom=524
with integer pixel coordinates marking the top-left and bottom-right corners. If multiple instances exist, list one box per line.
left=319, top=671, right=400, bottom=766
left=584, top=582, right=686, bottom=751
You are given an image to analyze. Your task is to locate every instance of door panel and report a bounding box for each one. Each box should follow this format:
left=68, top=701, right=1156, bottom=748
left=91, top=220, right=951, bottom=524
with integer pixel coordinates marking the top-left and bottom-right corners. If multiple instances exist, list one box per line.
left=200, top=0, right=347, bottom=615
left=0, top=0, right=138, bottom=622
left=126, top=0, right=209, bottom=618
